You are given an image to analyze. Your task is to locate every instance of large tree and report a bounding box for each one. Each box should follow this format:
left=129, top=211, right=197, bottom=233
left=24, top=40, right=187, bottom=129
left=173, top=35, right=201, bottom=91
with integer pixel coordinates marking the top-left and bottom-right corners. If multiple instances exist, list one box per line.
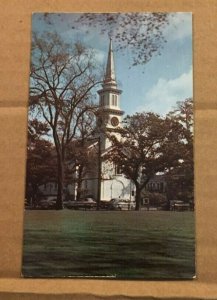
left=107, top=112, right=183, bottom=210
left=30, top=32, right=101, bottom=209
left=65, top=110, right=98, bottom=201
left=165, top=98, right=194, bottom=205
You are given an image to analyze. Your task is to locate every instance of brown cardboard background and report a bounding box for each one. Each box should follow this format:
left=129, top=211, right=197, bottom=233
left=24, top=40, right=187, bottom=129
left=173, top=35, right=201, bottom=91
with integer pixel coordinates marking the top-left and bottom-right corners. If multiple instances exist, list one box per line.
left=0, top=0, right=217, bottom=298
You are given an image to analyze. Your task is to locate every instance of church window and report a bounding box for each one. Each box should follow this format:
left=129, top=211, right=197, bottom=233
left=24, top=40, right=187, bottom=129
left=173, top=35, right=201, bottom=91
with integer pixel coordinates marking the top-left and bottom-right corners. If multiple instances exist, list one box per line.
left=115, top=95, right=117, bottom=106
left=112, top=94, right=117, bottom=106
left=115, top=164, right=123, bottom=175
left=112, top=94, right=115, bottom=105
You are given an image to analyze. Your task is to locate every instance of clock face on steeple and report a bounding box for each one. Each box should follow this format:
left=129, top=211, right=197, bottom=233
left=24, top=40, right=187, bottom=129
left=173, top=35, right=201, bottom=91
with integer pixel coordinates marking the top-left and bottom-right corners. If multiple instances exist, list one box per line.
left=111, top=116, right=119, bottom=127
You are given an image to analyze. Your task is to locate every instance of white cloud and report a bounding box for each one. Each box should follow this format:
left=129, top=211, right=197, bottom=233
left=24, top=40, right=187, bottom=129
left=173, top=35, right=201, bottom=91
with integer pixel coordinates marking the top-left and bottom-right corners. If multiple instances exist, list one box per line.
left=139, top=67, right=193, bottom=115
left=94, top=49, right=106, bottom=64
left=165, top=13, right=192, bottom=41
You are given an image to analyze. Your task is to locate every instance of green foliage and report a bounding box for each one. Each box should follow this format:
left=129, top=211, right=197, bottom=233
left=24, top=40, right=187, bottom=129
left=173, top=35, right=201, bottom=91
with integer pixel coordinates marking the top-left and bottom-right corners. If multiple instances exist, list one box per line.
left=165, top=98, right=194, bottom=203
left=107, top=99, right=193, bottom=209
left=108, top=112, right=182, bottom=182
left=141, top=190, right=167, bottom=207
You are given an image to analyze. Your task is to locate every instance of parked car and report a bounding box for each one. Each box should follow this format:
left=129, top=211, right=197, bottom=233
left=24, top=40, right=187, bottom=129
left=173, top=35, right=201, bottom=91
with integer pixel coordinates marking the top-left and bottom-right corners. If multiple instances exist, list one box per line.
left=36, top=198, right=57, bottom=210
left=170, top=200, right=190, bottom=211
left=99, top=200, right=111, bottom=209
left=109, top=198, right=136, bottom=211
left=65, top=198, right=97, bottom=210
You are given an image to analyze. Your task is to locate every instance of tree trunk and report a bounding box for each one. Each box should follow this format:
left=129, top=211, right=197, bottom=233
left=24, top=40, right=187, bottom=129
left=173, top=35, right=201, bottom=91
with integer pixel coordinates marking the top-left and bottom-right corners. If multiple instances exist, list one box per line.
left=32, top=183, right=39, bottom=208
left=56, top=155, right=64, bottom=210
left=76, top=165, right=84, bottom=201
left=135, top=187, right=142, bottom=211
left=53, top=129, right=65, bottom=210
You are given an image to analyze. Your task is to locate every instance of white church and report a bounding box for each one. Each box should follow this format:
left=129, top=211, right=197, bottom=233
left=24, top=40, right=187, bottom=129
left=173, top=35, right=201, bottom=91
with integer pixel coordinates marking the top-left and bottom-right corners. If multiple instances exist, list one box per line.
left=83, top=39, right=135, bottom=202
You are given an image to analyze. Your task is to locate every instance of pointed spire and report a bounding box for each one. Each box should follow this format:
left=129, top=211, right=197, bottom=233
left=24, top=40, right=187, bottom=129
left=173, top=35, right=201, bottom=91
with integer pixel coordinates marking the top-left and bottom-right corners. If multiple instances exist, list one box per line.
left=104, top=38, right=117, bottom=86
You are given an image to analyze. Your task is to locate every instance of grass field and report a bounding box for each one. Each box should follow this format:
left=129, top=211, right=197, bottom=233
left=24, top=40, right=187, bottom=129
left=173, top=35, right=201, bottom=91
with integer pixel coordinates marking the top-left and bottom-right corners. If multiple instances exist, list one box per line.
left=22, top=210, right=195, bottom=279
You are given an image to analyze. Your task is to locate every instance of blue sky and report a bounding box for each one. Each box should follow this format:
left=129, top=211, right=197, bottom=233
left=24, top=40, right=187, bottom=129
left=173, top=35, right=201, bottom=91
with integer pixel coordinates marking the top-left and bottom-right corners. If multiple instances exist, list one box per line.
left=32, top=13, right=192, bottom=116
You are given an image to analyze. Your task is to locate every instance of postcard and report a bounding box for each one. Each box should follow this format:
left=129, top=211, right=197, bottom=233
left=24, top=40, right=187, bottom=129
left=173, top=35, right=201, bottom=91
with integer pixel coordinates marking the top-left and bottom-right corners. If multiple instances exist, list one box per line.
left=22, top=12, right=194, bottom=279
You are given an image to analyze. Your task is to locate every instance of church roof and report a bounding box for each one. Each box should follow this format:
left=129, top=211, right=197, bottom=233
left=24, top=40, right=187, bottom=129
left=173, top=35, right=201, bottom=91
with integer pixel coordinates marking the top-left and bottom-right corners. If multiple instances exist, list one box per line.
left=103, top=38, right=117, bottom=87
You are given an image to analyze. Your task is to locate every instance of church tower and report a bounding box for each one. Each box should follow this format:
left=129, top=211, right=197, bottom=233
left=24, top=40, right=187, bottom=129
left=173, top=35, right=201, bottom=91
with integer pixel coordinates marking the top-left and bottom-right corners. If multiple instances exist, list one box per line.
left=97, top=39, right=124, bottom=151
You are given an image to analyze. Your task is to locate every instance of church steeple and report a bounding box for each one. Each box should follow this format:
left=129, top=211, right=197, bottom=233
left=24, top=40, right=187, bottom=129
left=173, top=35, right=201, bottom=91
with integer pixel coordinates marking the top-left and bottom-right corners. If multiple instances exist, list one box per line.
left=104, top=38, right=117, bottom=87
left=97, top=39, right=124, bottom=151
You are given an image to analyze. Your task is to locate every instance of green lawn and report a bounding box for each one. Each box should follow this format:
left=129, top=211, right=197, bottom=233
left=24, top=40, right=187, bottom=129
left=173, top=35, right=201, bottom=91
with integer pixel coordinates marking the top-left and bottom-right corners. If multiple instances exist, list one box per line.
left=22, top=210, right=195, bottom=279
